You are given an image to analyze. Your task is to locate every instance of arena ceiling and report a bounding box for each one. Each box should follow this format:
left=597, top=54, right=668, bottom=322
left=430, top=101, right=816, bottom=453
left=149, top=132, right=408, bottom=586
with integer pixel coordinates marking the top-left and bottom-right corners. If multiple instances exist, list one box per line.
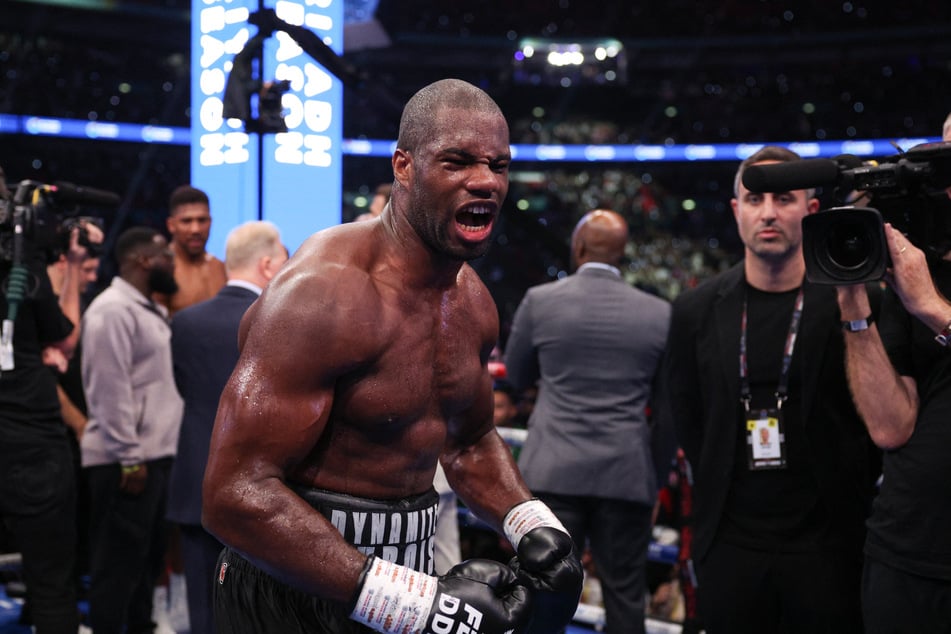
left=3, top=0, right=951, bottom=321
left=6, top=0, right=951, bottom=141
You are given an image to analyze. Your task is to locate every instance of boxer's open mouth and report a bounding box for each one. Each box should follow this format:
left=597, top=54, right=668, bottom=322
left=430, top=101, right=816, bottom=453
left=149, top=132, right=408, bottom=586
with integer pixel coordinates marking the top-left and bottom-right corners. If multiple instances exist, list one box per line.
left=456, top=204, right=494, bottom=232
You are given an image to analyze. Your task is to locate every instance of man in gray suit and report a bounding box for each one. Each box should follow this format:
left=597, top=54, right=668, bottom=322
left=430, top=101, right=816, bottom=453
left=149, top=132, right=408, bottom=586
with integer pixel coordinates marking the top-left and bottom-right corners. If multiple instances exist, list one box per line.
left=504, top=209, right=672, bottom=634
left=167, top=221, right=287, bottom=633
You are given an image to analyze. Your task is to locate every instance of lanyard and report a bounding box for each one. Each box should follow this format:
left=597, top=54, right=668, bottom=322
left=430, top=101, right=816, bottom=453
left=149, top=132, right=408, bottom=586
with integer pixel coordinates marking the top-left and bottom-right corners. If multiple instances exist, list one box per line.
left=739, top=287, right=805, bottom=413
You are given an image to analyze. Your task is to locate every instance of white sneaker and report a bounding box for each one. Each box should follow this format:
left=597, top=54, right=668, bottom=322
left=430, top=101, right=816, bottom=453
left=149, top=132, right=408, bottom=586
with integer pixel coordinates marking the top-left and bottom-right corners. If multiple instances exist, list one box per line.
left=167, top=573, right=190, bottom=633
left=152, top=584, right=174, bottom=634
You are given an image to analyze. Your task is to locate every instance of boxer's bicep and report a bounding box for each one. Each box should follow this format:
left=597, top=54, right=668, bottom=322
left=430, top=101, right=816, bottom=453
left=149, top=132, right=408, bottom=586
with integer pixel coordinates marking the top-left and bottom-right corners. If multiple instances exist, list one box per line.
left=216, top=270, right=345, bottom=476
left=203, top=265, right=357, bottom=536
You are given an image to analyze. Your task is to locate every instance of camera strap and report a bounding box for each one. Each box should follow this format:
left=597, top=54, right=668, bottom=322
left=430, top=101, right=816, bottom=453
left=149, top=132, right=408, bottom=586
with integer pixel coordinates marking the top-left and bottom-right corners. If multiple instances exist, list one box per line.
left=1, top=318, right=12, bottom=371
left=1, top=263, right=30, bottom=372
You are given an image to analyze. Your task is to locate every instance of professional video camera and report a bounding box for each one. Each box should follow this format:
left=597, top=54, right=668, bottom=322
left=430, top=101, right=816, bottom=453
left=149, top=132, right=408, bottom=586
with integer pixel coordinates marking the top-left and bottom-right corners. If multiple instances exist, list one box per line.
left=0, top=180, right=118, bottom=266
left=1, top=180, right=117, bottom=372
left=742, top=140, right=951, bottom=284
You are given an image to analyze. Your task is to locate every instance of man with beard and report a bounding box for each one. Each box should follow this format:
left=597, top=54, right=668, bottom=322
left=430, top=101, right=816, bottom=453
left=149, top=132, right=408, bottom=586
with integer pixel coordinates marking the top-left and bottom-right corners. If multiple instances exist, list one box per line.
left=154, top=183, right=225, bottom=631
left=656, top=146, right=879, bottom=634
left=80, top=226, right=185, bottom=634
left=203, top=78, right=583, bottom=634
left=155, top=184, right=226, bottom=316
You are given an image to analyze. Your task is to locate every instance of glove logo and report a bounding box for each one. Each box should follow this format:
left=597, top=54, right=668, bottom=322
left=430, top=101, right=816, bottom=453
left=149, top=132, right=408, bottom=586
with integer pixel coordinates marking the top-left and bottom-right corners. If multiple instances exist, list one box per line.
left=430, top=593, right=484, bottom=634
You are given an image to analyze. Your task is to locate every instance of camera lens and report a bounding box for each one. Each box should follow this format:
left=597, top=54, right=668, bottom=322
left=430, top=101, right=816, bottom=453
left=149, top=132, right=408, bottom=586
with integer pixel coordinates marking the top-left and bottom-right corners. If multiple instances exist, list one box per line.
left=803, top=206, right=887, bottom=284
left=826, top=220, right=871, bottom=270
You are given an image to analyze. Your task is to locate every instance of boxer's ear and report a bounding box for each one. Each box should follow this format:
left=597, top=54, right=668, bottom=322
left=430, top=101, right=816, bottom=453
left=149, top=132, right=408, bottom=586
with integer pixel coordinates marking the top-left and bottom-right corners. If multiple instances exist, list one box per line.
left=392, top=148, right=413, bottom=190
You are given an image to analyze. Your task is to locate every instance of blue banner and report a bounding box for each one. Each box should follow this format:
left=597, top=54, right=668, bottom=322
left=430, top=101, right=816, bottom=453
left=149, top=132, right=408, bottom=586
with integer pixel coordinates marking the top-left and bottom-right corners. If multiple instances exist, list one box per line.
left=190, top=0, right=342, bottom=258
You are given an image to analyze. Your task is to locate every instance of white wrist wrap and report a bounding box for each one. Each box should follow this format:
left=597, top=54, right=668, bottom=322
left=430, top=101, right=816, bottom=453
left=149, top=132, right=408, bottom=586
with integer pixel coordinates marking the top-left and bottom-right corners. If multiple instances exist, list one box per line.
left=350, top=557, right=437, bottom=634
left=503, top=499, right=569, bottom=549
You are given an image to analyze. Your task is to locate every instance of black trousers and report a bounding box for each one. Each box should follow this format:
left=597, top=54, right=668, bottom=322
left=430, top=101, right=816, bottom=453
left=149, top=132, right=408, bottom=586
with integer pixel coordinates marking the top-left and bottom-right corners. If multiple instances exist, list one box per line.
left=0, top=435, right=78, bottom=634
left=538, top=492, right=653, bottom=634
left=180, top=523, right=225, bottom=634
left=862, top=556, right=951, bottom=634
left=696, top=539, right=863, bottom=634
left=85, top=458, right=172, bottom=634
left=214, top=548, right=371, bottom=634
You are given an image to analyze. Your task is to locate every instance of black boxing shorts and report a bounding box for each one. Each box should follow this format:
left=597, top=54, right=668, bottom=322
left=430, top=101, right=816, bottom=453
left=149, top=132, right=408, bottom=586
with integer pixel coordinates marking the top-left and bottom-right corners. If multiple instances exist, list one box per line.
left=213, top=486, right=439, bottom=634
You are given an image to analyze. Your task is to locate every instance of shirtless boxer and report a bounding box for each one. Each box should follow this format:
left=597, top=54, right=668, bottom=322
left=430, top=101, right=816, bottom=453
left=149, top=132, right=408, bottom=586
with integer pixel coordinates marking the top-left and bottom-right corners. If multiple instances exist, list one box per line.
left=202, top=79, right=583, bottom=634
left=156, top=184, right=227, bottom=315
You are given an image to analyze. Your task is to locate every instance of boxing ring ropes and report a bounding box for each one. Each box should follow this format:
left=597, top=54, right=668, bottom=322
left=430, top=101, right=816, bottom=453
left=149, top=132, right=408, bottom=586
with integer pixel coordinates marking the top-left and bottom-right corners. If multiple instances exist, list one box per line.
left=0, top=433, right=684, bottom=634
left=462, top=427, right=686, bottom=634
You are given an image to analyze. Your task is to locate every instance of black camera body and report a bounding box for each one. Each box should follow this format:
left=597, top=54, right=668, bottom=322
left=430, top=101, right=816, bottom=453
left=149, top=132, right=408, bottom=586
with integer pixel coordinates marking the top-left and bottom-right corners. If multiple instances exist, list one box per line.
left=743, top=141, right=951, bottom=284
left=0, top=180, right=115, bottom=266
left=57, top=216, right=104, bottom=259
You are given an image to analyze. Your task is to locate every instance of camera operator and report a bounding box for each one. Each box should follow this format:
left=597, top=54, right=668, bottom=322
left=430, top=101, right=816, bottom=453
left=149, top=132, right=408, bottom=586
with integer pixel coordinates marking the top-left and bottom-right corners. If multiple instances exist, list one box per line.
left=46, top=238, right=101, bottom=608
left=656, top=146, right=880, bottom=634
left=45, top=235, right=101, bottom=439
left=834, top=118, right=951, bottom=632
left=0, top=164, right=103, bottom=633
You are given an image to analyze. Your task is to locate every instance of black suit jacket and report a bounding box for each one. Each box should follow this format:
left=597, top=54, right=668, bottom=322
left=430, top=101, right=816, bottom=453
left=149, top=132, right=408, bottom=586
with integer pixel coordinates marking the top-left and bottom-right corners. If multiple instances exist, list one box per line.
left=656, top=263, right=880, bottom=563
left=167, top=284, right=259, bottom=526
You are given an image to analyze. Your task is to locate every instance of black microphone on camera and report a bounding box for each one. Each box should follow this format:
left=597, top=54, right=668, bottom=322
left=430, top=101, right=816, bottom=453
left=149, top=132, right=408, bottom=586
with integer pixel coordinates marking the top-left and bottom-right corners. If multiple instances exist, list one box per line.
left=48, top=182, right=120, bottom=207
left=742, top=158, right=843, bottom=193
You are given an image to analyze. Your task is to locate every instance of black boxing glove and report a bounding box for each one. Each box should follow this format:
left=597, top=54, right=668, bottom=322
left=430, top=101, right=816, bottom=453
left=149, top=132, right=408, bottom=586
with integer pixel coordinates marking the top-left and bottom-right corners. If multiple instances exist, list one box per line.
left=350, top=555, right=533, bottom=634
left=504, top=500, right=583, bottom=634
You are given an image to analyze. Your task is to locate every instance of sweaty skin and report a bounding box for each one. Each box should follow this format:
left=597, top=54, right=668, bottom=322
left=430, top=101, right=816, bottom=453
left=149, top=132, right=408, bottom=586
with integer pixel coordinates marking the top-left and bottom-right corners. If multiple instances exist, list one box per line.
left=166, top=246, right=226, bottom=314
left=202, top=97, right=533, bottom=603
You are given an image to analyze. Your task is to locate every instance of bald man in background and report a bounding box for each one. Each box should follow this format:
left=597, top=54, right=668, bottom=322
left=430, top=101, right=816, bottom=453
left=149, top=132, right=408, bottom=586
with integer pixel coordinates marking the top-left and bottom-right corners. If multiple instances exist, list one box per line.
left=505, top=209, right=672, bottom=633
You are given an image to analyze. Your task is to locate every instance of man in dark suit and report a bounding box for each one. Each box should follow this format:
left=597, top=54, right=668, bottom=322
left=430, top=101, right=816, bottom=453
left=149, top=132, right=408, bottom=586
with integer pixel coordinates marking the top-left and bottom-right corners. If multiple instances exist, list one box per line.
left=167, top=220, right=287, bottom=633
left=656, top=146, right=880, bottom=634
left=505, top=209, right=671, bottom=634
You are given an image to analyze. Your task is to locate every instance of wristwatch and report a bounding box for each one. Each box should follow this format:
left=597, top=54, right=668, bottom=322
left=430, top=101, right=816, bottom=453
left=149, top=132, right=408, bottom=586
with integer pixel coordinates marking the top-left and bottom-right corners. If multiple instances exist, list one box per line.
left=935, top=319, right=951, bottom=347
left=841, top=315, right=874, bottom=332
